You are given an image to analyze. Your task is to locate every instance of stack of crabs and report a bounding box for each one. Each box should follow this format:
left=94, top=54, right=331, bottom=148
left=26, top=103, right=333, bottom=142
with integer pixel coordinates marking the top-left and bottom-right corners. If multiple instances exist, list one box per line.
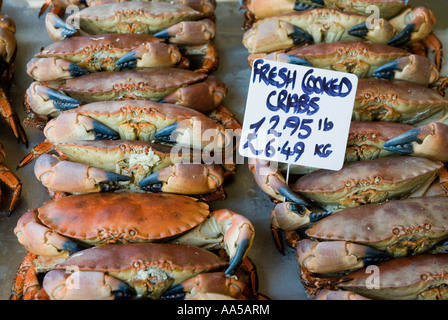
left=241, top=0, right=448, bottom=300
left=10, top=0, right=265, bottom=300
left=0, top=0, right=27, bottom=216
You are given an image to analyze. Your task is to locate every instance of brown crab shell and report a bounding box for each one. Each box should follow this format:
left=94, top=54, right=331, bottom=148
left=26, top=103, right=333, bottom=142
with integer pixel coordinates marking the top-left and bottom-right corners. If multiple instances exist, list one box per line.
left=35, top=34, right=177, bottom=72
left=346, top=121, right=413, bottom=162
left=75, top=2, right=206, bottom=34
left=45, top=68, right=207, bottom=103
left=291, top=156, right=443, bottom=209
left=338, top=254, right=448, bottom=300
left=353, top=79, right=448, bottom=124
left=281, top=42, right=410, bottom=76
left=306, top=196, right=448, bottom=256
left=38, top=192, right=210, bottom=244
left=54, top=242, right=228, bottom=298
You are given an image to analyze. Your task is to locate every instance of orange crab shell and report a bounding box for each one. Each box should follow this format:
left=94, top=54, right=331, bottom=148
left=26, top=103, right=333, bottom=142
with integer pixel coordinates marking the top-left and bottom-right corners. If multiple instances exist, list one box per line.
left=37, top=192, right=210, bottom=243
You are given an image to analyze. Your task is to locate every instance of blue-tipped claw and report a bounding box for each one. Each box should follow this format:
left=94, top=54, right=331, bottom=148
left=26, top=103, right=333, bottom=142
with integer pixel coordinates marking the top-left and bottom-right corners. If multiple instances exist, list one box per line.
left=116, top=51, right=138, bottom=69
left=64, top=240, right=86, bottom=255
left=373, top=60, right=401, bottom=80
left=309, top=210, right=332, bottom=223
left=387, top=24, right=415, bottom=47
left=278, top=186, right=312, bottom=209
left=348, top=22, right=370, bottom=39
left=283, top=55, right=313, bottom=66
left=154, top=123, right=178, bottom=144
left=112, top=283, right=136, bottom=300
left=290, top=25, right=314, bottom=45
left=68, top=63, right=89, bottom=77
left=383, top=128, right=421, bottom=155
left=45, top=88, right=80, bottom=111
left=161, top=284, right=186, bottom=300
left=100, top=172, right=132, bottom=192
left=363, top=247, right=390, bottom=266
left=52, top=15, right=77, bottom=39
left=225, top=238, right=250, bottom=277
left=138, top=172, right=163, bottom=192
left=91, top=121, right=120, bottom=140
left=154, top=28, right=170, bottom=40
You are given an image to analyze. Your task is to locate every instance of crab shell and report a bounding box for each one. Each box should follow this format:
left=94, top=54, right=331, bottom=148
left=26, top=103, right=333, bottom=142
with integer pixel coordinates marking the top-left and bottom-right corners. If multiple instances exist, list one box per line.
left=338, top=254, right=448, bottom=300
left=69, top=2, right=209, bottom=35
left=242, top=8, right=396, bottom=54
left=15, top=192, right=210, bottom=251
left=42, top=100, right=231, bottom=150
left=305, top=196, right=448, bottom=258
left=245, top=0, right=408, bottom=20
left=27, top=34, right=184, bottom=81
left=353, top=79, right=448, bottom=124
left=345, top=121, right=414, bottom=162
left=47, top=68, right=208, bottom=103
left=256, top=42, right=439, bottom=85
left=291, top=156, right=444, bottom=210
left=43, top=243, right=228, bottom=299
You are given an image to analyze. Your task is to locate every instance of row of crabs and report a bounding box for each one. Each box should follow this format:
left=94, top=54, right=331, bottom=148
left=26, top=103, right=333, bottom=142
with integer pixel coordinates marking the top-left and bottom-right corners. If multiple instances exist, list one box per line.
left=7, top=0, right=268, bottom=300
left=240, top=0, right=448, bottom=299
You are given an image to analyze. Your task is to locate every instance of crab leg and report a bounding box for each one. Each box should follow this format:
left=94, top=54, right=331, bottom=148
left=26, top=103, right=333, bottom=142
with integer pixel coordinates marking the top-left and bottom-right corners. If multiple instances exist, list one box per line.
left=384, top=122, right=448, bottom=162
left=0, top=161, right=21, bottom=215
left=0, top=88, right=27, bottom=145
left=172, top=209, right=255, bottom=276
left=17, top=139, right=55, bottom=169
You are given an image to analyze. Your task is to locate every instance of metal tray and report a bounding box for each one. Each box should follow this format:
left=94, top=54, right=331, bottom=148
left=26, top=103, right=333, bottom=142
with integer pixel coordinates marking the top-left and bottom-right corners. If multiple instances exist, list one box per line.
left=0, top=0, right=447, bottom=300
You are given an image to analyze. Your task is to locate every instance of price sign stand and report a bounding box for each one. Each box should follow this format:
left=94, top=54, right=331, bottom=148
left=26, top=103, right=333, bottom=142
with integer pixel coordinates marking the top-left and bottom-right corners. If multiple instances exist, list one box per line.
left=239, top=59, right=358, bottom=172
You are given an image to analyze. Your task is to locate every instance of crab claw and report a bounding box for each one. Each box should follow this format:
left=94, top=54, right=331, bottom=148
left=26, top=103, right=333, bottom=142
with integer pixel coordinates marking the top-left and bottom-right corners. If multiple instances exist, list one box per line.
left=348, top=19, right=395, bottom=44
left=270, top=202, right=331, bottom=253
left=25, top=82, right=80, bottom=117
left=172, top=209, right=255, bottom=277
left=161, top=272, right=251, bottom=300
left=388, top=7, right=436, bottom=47
left=160, top=76, right=227, bottom=114
left=43, top=270, right=136, bottom=300
left=115, top=43, right=182, bottom=69
left=296, top=239, right=390, bottom=274
left=249, top=160, right=312, bottom=207
left=14, top=209, right=85, bottom=257
left=35, top=154, right=131, bottom=194
left=154, top=122, right=180, bottom=144
left=263, top=52, right=312, bottom=66
left=44, top=114, right=120, bottom=143
left=243, top=20, right=313, bottom=54
left=384, top=122, right=448, bottom=162
left=154, top=19, right=215, bottom=45
left=27, top=57, right=89, bottom=82
left=373, top=54, right=439, bottom=85
left=138, top=163, right=224, bottom=195
left=45, top=12, right=78, bottom=41
left=154, top=118, right=229, bottom=150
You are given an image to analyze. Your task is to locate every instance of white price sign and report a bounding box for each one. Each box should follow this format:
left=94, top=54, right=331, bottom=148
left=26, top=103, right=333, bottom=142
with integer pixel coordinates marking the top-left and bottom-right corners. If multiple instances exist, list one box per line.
left=239, top=59, right=358, bottom=171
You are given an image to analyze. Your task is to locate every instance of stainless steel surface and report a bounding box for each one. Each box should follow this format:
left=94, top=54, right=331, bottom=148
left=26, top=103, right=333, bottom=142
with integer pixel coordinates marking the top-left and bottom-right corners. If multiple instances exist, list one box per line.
left=0, top=0, right=446, bottom=300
